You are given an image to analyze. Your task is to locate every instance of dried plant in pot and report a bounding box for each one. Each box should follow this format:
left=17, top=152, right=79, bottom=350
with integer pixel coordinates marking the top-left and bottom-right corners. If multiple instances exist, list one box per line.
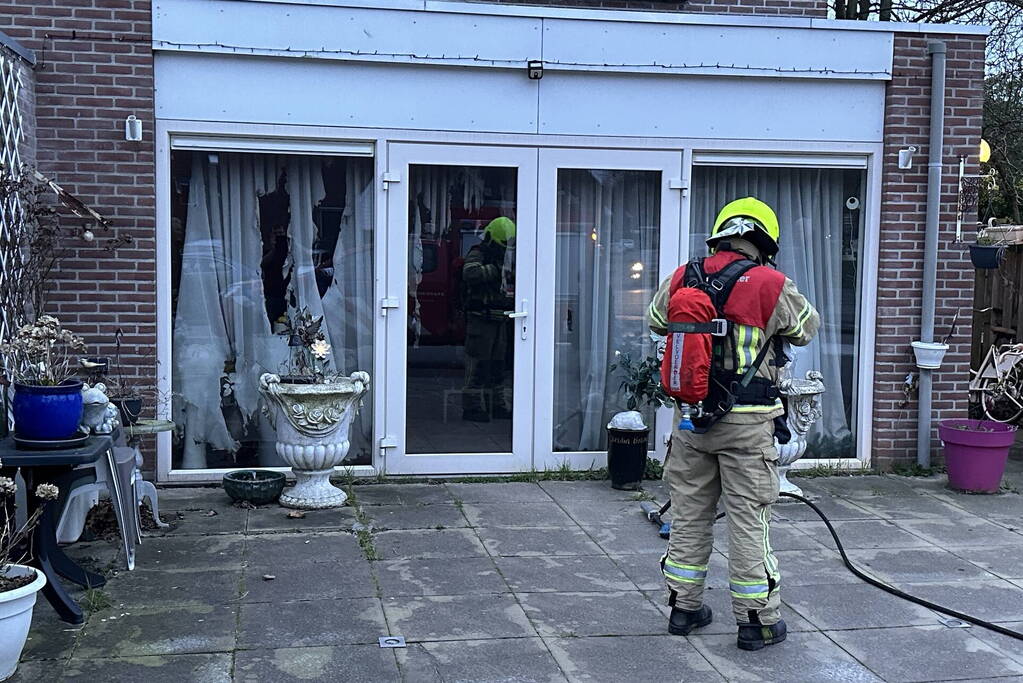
left=0, top=478, right=59, bottom=681
left=259, top=309, right=370, bottom=509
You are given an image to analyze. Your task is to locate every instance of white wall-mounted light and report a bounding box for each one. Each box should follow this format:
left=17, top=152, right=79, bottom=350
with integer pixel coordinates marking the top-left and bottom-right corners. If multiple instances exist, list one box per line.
left=125, top=115, right=142, bottom=142
left=898, top=146, right=917, bottom=170
left=527, top=60, right=543, bottom=80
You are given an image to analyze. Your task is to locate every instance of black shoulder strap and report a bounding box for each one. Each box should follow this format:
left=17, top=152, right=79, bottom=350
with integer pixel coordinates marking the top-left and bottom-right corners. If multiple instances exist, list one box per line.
left=703, top=259, right=757, bottom=315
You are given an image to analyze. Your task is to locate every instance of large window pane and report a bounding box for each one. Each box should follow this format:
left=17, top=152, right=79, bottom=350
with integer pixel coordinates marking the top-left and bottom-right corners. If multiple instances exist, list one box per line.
left=690, top=166, right=865, bottom=458
left=554, top=169, right=661, bottom=452
left=405, top=165, right=518, bottom=454
left=170, top=151, right=375, bottom=470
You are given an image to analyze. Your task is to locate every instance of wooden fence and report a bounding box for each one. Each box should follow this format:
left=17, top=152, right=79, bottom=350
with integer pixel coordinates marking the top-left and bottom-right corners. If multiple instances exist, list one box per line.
left=972, top=245, right=1023, bottom=369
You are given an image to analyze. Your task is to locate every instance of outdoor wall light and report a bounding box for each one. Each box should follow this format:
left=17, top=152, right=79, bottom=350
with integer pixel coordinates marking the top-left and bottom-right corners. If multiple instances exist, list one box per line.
left=527, top=60, right=543, bottom=80
left=124, top=115, right=142, bottom=142
left=898, top=146, right=917, bottom=170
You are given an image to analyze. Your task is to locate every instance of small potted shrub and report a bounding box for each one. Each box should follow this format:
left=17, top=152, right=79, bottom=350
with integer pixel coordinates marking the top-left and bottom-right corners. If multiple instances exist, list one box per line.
left=0, top=316, right=87, bottom=441
left=0, top=478, right=59, bottom=681
left=937, top=418, right=1016, bottom=493
left=607, top=352, right=670, bottom=490
left=969, top=231, right=1004, bottom=270
left=106, top=329, right=147, bottom=426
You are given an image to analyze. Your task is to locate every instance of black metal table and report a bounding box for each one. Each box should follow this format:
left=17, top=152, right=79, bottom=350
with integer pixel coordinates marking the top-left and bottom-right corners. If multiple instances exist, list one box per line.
left=0, top=434, right=114, bottom=624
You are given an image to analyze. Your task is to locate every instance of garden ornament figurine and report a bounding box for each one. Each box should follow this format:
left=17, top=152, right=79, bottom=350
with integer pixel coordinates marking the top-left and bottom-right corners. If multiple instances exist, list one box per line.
left=80, top=383, right=120, bottom=435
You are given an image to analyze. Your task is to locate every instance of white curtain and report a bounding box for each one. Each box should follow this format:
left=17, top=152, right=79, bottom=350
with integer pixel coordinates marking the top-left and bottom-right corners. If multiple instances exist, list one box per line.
left=553, top=170, right=660, bottom=451
left=690, top=166, right=856, bottom=451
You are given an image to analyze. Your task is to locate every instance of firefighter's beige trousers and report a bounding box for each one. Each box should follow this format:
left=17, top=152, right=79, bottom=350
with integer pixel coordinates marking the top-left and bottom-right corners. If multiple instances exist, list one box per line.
left=662, top=419, right=782, bottom=625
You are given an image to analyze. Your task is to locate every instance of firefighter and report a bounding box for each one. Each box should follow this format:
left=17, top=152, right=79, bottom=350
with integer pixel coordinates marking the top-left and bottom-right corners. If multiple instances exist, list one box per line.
left=461, top=217, right=516, bottom=422
left=647, top=197, right=820, bottom=651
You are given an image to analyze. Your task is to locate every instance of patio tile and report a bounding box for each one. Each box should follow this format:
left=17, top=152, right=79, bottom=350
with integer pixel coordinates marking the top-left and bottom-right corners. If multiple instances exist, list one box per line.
left=929, top=491, right=1023, bottom=524
left=234, top=645, right=400, bottom=682
left=374, top=556, right=509, bottom=597
left=783, top=583, right=937, bottom=630
left=518, top=591, right=665, bottom=637
left=463, top=501, right=576, bottom=528
left=815, top=475, right=918, bottom=498
left=792, top=519, right=931, bottom=550
left=891, top=515, right=1023, bottom=548
left=968, top=621, right=1023, bottom=667
left=892, top=579, right=1023, bottom=623
left=847, top=547, right=997, bottom=584
left=767, top=548, right=861, bottom=586
left=246, top=506, right=357, bottom=533
left=539, top=481, right=637, bottom=502
left=397, top=638, right=567, bottom=683
left=772, top=496, right=882, bottom=522
left=238, top=598, right=386, bottom=648
left=845, top=494, right=971, bottom=520
left=383, top=594, right=536, bottom=641
left=75, top=605, right=237, bottom=658
left=477, top=527, right=604, bottom=557
left=104, top=567, right=243, bottom=608
left=713, top=521, right=826, bottom=553
left=134, top=535, right=247, bottom=571
left=954, top=544, right=1023, bottom=579
left=363, top=503, right=469, bottom=530
left=642, top=588, right=818, bottom=636
left=19, top=609, right=82, bottom=662
left=167, top=504, right=249, bottom=536
left=7, top=660, right=65, bottom=682
left=544, top=635, right=723, bottom=682
left=353, top=483, right=455, bottom=506
left=62, top=654, right=233, bottom=682
left=557, top=498, right=647, bottom=527
left=445, top=481, right=553, bottom=503
left=583, top=523, right=675, bottom=555
left=610, top=552, right=667, bottom=591
left=688, top=631, right=884, bottom=682
left=494, top=555, right=635, bottom=593
left=243, top=531, right=364, bottom=565
left=157, top=486, right=230, bottom=509
left=373, top=528, right=488, bottom=560
left=824, top=625, right=1023, bottom=682
left=241, top=558, right=377, bottom=602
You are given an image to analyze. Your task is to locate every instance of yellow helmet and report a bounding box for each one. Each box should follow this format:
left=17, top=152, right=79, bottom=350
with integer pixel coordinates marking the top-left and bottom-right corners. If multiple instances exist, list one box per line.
left=707, top=197, right=780, bottom=257
left=484, top=216, right=516, bottom=247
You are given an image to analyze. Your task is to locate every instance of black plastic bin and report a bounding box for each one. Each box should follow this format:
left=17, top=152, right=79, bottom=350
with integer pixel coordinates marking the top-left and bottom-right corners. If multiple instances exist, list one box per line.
left=607, top=427, right=649, bottom=490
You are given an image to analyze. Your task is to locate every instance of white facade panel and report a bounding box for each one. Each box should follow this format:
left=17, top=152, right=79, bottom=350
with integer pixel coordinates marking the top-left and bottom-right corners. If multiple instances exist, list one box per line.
left=155, top=54, right=540, bottom=133
left=538, top=73, right=886, bottom=142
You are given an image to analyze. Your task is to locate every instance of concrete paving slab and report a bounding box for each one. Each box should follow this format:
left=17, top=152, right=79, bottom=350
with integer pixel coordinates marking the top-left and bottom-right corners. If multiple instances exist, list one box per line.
left=792, top=519, right=932, bottom=550
left=543, top=635, right=724, bottom=682
left=771, top=495, right=883, bottom=521
left=396, top=638, right=567, bottom=683
left=893, top=579, right=1023, bottom=623
left=824, top=625, right=1023, bottom=682
left=241, top=558, right=377, bottom=602
left=539, top=481, right=638, bottom=502
left=845, top=494, right=971, bottom=521
left=62, top=654, right=233, bottom=682
left=383, top=594, right=536, bottom=641
left=19, top=609, right=82, bottom=662
left=494, top=555, right=635, bottom=593
left=462, top=501, right=576, bottom=528
left=364, top=503, right=470, bottom=530
left=641, top=588, right=818, bottom=636
left=477, top=527, right=604, bottom=557
left=713, top=521, right=826, bottom=553
left=613, top=552, right=730, bottom=592
left=518, top=591, right=665, bottom=637
left=104, top=567, right=243, bottom=608
left=166, top=504, right=249, bottom=536
left=782, top=583, right=938, bottom=630
left=246, top=506, right=357, bottom=533
left=766, top=548, right=862, bottom=586
left=354, top=483, right=455, bottom=506
left=929, top=491, right=1023, bottom=525
left=815, top=476, right=919, bottom=498
left=445, top=482, right=553, bottom=503
left=75, top=604, right=237, bottom=658
left=583, top=523, right=676, bottom=555
left=238, top=598, right=386, bottom=648
left=375, top=556, right=508, bottom=597
left=243, top=531, right=364, bottom=566
left=233, top=645, right=400, bottom=682
left=557, top=498, right=648, bottom=527
left=891, top=515, right=1023, bottom=548
left=847, top=547, right=998, bottom=584
left=6, top=660, right=64, bottom=682
left=373, top=528, right=489, bottom=560
left=966, top=621, right=1023, bottom=667
left=688, top=630, right=884, bottom=682
left=157, top=486, right=229, bottom=508
left=134, top=535, right=246, bottom=572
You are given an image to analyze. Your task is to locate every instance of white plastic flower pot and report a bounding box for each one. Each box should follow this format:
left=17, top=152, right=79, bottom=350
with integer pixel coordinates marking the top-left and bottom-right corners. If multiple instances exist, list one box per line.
left=911, top=341, right=949, bottom=370
left=0, top=565, right=47, bottom=682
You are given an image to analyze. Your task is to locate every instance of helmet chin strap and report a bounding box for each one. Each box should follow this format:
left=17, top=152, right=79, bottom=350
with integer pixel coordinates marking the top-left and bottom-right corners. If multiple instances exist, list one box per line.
left=714, top=240, right=767, bottom=265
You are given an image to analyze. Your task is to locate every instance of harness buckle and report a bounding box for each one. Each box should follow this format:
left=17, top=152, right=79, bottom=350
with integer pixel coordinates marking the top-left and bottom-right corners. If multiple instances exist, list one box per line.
left=710, top=319, right=729, bottom=337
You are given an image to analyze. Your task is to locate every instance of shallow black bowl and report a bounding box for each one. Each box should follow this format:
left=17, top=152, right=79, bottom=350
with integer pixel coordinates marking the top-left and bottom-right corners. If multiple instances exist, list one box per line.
left=222, top=469, right=286, bottom=505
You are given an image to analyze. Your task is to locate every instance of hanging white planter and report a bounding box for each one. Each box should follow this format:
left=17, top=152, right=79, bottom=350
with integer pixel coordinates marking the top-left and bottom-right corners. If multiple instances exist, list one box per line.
left=911, top=341, right=949, bottom=370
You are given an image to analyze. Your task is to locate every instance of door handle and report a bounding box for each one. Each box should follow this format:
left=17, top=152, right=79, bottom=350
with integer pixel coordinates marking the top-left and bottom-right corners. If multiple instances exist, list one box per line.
left=506, top=299, right=529, bottom=340
left=506, top=311, right=528, bottom=319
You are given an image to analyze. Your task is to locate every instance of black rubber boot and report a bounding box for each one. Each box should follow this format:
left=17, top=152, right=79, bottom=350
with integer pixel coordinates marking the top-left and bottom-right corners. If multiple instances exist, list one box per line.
left=737, top=619, right=787, bottom=651
left=668, top=605, right=713, bottom=636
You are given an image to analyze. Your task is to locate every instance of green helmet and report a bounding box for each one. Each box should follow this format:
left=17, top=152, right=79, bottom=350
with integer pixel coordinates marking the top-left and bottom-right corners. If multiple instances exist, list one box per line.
left=707, top=197, right=780, bottom=257
left=484, top=217, right=516, bottom=247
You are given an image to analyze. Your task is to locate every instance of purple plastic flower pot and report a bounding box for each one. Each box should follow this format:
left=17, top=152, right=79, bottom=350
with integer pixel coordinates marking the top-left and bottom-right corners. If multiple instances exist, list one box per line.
left=938, top=419, right=1016, bottom=493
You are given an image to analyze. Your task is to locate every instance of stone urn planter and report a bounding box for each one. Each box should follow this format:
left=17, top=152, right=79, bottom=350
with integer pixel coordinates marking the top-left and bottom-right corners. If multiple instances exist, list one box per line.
left=774, top=368, right=826, bottom=498
left=0, top=565, right=47, bottom=682
left=259, top=371, right=370, bottom=509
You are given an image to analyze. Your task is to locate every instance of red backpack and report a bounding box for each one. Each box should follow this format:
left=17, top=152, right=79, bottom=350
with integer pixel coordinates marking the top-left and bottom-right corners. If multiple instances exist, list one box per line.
left=660, top=257, right=756, bottom=405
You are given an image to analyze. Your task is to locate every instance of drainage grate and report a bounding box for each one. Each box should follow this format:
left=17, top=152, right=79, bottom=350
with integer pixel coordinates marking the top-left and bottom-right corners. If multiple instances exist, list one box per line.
left=379, top=636, right=407, bottom=648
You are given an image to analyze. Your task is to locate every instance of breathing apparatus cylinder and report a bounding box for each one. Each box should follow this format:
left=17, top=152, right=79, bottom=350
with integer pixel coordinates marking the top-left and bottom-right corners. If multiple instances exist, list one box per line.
left=678, top=406, right=695, bottom=432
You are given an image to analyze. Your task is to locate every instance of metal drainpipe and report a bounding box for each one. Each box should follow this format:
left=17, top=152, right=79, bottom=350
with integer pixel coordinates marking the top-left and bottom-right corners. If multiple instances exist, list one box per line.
left=916, top=41, right=946, bottom=468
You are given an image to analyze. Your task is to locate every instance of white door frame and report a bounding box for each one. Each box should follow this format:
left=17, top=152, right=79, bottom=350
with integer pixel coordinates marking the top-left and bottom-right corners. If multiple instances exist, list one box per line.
left=381, top=142, right=539, bottom=475
left=533, top=148, right=684, bottom=471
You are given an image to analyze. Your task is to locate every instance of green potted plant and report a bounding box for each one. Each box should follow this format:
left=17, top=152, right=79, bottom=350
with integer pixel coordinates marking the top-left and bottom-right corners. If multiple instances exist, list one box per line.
left=970, top=231, right=1004, bottom=269
left=607, top=352, right=671, bottom=490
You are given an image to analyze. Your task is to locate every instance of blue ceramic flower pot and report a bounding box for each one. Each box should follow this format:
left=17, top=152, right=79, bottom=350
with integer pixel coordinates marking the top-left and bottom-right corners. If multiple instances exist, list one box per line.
left=13, top=380, right=84, bottom=440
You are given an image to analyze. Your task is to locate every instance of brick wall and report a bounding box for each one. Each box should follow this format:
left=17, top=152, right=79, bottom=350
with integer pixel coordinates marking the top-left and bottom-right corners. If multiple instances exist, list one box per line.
left=873, top=33, right=986, bottom=470
left=0, top=1, right=156, bottom=401
left=475, top=0, right=828, bottom=17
